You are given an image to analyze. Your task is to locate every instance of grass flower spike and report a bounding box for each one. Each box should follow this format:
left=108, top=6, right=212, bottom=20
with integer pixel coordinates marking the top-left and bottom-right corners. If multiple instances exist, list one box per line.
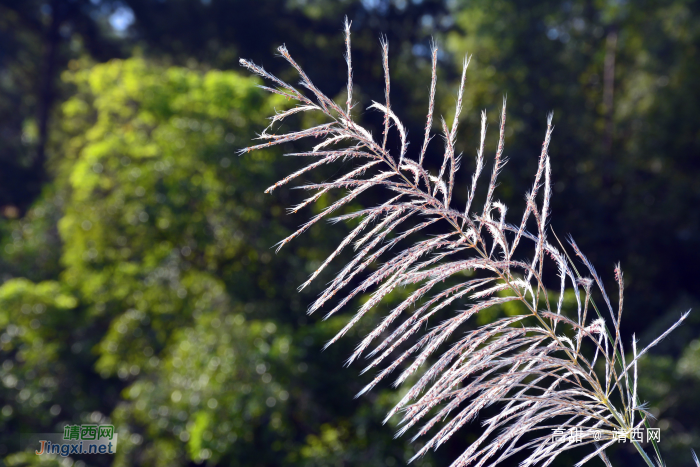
left=240, top=17, right=689, bottom=467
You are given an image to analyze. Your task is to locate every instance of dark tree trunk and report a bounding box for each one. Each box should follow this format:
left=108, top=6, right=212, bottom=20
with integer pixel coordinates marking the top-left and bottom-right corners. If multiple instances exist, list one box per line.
left=34, top=0, right=61, bottom=182
left=603, top=26, right=617, bottom=156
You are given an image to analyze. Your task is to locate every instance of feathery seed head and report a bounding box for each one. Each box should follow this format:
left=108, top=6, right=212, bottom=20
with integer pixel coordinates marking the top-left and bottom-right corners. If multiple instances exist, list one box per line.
left=240, top=19, right=689, bottom=467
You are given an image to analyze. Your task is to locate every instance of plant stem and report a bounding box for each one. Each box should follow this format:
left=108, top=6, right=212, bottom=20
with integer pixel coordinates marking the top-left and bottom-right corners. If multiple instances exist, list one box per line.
left=552, top=229, right=662, bottom=466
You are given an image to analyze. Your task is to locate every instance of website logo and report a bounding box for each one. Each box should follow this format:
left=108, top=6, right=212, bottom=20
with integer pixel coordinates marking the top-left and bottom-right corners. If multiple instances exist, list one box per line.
left=21, top=425, right=118, bottom=458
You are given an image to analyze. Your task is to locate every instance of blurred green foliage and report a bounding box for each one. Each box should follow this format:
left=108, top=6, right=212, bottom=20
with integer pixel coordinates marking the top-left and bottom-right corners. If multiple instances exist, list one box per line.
left=0, top=56, right=446, bottom=467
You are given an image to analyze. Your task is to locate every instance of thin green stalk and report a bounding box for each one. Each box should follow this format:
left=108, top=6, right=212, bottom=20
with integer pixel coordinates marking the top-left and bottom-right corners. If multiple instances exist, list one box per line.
left=552, top=228, right=662, bottom=465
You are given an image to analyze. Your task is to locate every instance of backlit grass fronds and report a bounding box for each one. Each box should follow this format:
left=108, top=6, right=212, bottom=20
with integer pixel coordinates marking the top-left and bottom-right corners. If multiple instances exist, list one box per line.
left=239, top=18, right=689, bottom=467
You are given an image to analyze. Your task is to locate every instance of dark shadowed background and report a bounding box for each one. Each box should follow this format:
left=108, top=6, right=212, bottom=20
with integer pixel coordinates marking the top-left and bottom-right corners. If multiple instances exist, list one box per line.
left=0, top=0, right=698, bottom=466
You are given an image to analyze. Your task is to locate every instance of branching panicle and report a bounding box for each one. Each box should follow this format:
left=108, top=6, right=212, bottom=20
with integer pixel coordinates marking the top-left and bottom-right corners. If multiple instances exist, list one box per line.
left=240, top=20, right=689, bottom=467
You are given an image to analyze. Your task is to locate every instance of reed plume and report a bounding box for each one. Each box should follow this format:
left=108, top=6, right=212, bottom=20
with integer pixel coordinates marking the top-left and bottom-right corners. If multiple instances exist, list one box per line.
left=239, top=17, right=689, bottom=467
